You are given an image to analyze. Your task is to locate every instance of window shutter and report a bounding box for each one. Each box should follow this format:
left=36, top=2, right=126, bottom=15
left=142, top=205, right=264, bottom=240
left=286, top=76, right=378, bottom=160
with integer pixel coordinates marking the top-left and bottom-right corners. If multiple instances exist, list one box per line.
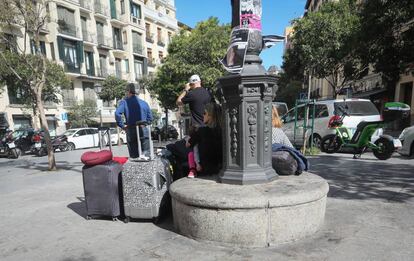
left=76, top=41, right=84, bottom=63
left=143, top=57, right=148, bottom=75
left=57, top=36, right=65, bottom=60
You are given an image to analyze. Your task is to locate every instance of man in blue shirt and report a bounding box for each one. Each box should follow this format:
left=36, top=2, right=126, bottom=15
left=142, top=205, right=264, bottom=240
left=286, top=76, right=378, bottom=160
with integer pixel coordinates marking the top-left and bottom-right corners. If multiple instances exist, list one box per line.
left=115, top=83, right=153, bottom=158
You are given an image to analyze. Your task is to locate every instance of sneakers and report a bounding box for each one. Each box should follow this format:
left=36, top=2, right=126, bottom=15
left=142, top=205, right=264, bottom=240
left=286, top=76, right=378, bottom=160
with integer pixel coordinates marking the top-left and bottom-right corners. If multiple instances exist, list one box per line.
left=187, top=169, right=196, bottom=178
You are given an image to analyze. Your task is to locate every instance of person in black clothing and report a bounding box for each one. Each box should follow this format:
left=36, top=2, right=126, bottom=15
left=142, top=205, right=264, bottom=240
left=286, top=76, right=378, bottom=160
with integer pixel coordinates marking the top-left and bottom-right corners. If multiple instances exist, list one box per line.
left=176, top=74, right=212, bottom=127
left=186, top=103, right=223, bottom=178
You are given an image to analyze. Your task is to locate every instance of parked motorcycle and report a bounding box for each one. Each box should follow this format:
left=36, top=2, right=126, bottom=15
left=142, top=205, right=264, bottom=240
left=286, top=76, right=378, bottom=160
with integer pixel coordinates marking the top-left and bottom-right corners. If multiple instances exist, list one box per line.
left=0, top=130, right=21, bottom=159
left=32, top=133, right=69, bottom=157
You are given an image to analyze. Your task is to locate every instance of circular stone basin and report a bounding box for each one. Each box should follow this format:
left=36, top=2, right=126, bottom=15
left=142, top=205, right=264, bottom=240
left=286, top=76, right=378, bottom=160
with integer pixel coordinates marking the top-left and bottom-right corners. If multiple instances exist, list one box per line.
left=170, top=173, right=329, bottom=247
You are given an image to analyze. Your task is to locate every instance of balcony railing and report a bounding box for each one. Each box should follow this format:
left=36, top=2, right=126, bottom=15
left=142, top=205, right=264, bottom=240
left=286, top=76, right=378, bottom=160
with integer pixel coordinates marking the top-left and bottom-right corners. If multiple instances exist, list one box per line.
left=97, top=35, right=113, bottom=48
left=96, top=65, right=109, bottom=78
left=82, top=31, right=97, bottom=43
left=80, top=0, right=92, bottom=11
left=94, top=1, right=109, bottom=17
left=146, top=34, right=154, bottom=43
left=148, top=58, right=156, bottom=67
left=157, top=38, right=165, bottom=47
left=132, top=43, right=144, bottom=54
left=113, top=39, right=124, bottom=50
left=64, top=62, right=81, bottom=74
left=57, top=19, right=80, bottom=38
left=130, top=15, right=142, bottom=26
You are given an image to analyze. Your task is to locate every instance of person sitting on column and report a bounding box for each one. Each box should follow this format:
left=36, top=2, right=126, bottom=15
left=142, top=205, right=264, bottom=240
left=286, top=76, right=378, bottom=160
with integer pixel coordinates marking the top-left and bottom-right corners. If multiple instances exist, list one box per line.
left=272, top=105, right=293, bottom=148
left=186, top=103, right=223, bottom=178
left=115, top=83, right=153, bottom=159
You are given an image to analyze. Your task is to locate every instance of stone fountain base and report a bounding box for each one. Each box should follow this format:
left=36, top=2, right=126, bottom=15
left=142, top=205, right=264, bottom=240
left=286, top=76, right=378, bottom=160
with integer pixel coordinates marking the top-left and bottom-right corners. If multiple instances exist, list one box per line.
left=170, top=173, right=329, bottom=247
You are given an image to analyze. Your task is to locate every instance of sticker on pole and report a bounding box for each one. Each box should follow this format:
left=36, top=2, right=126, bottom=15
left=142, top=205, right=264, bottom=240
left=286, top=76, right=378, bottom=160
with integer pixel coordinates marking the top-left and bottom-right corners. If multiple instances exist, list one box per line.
left=240, top=0, right=262, bottom=30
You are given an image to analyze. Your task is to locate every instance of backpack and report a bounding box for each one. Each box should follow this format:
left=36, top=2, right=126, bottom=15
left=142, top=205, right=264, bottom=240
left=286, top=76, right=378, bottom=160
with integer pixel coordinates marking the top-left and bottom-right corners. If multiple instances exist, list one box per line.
left=271, top=151, right=299, bottom=176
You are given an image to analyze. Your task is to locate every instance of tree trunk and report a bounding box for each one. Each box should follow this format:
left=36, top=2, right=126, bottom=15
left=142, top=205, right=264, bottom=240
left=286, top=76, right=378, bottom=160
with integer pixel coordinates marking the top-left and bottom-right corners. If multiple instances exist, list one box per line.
left=37, top=93, right=56, bottom=171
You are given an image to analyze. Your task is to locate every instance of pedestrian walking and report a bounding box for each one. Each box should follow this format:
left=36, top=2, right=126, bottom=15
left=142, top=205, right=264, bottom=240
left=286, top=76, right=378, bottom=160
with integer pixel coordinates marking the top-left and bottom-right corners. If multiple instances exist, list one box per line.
left=115, top=83, right=153, bottom=158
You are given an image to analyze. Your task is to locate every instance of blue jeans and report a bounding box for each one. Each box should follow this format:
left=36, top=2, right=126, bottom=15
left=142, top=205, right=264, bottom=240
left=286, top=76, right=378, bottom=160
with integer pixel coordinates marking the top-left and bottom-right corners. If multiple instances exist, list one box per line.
left=126, top=127, right=149, bottom=158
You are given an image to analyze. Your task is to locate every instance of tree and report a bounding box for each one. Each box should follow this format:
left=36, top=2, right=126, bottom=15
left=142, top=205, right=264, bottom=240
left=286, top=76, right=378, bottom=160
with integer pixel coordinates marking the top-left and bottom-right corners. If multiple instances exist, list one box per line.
left=291, top=0, right=363, bottom=98
left=151, top=109, right=161, bottom=126
left=0, top=0, right=70, bottom=170
left=148, top=17, right=231, bottom=116
left=357, top=0, right=414, bottom=87
left=67, top=100, right=98, bottom=128
left=99, top=75, right=128, bottom=105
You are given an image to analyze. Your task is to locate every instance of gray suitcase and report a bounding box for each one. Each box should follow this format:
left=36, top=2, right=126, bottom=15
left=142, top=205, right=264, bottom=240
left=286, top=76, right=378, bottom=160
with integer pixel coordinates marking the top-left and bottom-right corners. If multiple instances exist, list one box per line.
left=122, top=122, right=173, bottom=222
left=82, top=161, right=123, bottom=220
left=82, top=127, right=123, bottom=221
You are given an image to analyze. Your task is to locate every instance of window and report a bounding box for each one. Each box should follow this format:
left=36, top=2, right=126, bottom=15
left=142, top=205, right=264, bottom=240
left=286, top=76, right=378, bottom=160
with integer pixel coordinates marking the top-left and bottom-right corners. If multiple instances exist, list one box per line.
left=113, top=27, right=123, bottom=49
left=30, top=40, right=46, bottom=55
left=85, top=51, right=95, bottom=76
left=145, top=23, right=151, bottom=35
left=157, top=27, right=162, bottom=42
left=57, top=6, right=76, bottom=37
left=314, top=105, right=329, bottom=118
left=77, top=130, right=88, bottom=136
left=132, top=31, right=143, bottom=53
left=124, top=59, right=129, bottom=73
left=147, top=48, right=152, bottom=60
left=0, top=33, right=17, bottom=52
left=115, top=58, right=122, bottom=78
left=122, top=31, right=128, bottom=44
left=63, top=40, right=79, bottom=68
left=120, top=0, right=125, bottom=14
left=82, top=82, right=96, bottom=102
left=99, top=55, right=107, bottom=77
left=134, top=59, right=143, bottom=80
left=131, top=3, right=141, bottom=18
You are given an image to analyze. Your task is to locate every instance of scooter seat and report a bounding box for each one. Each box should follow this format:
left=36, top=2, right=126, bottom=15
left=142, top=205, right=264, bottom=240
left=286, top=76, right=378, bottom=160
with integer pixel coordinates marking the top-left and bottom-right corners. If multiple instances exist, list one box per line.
left=350, top=121, right=383, bottom=144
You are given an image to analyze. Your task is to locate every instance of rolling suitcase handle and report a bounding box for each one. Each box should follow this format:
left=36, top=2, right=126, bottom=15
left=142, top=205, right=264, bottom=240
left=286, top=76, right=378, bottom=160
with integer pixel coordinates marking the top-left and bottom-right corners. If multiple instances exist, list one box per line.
left=98, top=127, right=112, bottom=151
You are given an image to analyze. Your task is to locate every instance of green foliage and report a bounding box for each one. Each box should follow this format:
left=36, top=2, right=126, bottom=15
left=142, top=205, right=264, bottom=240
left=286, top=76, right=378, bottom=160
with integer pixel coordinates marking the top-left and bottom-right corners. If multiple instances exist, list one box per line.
left=275, top=75, right=303, bottom=109
left=0, top=51, right=70, bottom=105
left=67, top=99, right=98, bottom=128
left=151, top=109, right=161, bottom=125
left=357, top=0, right=414, bottom=86
left=99, top=75, right=128, bottom=104
left=148, top=17, right=231, bottom=110
left=304, top=146, right=321, bottom=156
left=291, top=0, right=362, bottom=97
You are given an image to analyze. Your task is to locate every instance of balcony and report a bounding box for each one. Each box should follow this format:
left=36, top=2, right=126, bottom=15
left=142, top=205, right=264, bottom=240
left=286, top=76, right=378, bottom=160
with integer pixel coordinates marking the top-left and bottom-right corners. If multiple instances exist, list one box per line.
left=157, top=38, right=165, bottom=47
left=130, top=15, right=143, bottom=27
left=94, top=1, right=110, bottom=17
left=146, top=34, right=154, bottom=43
left=143, top=5, right=178, bottom=30
left=148, top=58, right=156, bottom=67
left=96, top=66, right=109, bottom=78
left=97, top=35, right=113, bottom=49
left=132, top=43, right=144, bottom=55
left=79, top=0, right=93, bottom=11
left=57, top=19, right=80, bottom=38
left=64, top=62, right=81, bottom=74
left=113, top=39, right=124, bottom=50
left=82, top=32, right=97, bottom=44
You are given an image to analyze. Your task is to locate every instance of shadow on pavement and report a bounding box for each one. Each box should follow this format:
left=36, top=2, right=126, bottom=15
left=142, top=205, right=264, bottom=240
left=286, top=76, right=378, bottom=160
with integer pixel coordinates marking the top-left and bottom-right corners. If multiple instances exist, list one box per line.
left=14, top=161, right=83, bottom=173
left=67, top=197, right=88, bottom=219
left=308, top=154, right=414, bottom=202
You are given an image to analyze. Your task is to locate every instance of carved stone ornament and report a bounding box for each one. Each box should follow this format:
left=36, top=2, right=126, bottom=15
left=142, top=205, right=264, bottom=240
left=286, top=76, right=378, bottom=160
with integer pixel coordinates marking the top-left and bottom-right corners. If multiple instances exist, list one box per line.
left=247, top=105, right=257, bottom=157
left=230, top=108, right=239, bottom=158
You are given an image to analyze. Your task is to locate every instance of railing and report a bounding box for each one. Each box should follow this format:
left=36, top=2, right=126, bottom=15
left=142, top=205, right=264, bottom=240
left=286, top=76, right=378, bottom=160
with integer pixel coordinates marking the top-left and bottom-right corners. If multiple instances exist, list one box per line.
left=97, top=35, right=113, bottom=48
left=94, top=1, right=110, bottom=17
left=132, top=43, right=144, bottom=54
left=157, top=38, right=165, bottom=47
left=96, top=65, right=109, bottom=78
left=130, top=15, right=142, bottom=26
left=79, top=0, right=92, bottom=11
left=146, top=34, right=154, bottom=43
left=82, top=32, right=97, bottom=43
left=113, top=39, right=124, bottom=50
left=57, top=19, right=80, bottom=38
left=64, top=62, right=81, bottom=73
left=148, top=58, right=156, bottom=67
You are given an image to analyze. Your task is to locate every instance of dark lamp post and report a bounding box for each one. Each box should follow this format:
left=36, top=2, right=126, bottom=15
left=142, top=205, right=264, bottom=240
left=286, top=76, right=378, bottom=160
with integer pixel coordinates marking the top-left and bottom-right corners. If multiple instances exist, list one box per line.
left=218, top=0, right=278, bottom=185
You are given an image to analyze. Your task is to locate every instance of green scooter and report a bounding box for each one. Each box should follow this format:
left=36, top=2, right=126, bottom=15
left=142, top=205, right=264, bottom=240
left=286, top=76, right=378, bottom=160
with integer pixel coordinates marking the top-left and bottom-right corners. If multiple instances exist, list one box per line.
left=320, top=102, right=410, bottom=160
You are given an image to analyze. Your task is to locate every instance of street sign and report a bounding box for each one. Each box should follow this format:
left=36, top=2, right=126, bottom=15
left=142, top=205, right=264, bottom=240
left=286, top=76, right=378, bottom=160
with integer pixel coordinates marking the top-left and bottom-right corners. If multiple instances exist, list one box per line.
left=61, top=112, right=68, bottom=123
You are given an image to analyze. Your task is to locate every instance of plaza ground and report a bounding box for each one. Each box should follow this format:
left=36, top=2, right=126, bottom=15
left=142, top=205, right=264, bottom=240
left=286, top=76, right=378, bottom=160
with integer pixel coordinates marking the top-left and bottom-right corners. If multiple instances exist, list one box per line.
left=0, top=145, right=413, bottom=260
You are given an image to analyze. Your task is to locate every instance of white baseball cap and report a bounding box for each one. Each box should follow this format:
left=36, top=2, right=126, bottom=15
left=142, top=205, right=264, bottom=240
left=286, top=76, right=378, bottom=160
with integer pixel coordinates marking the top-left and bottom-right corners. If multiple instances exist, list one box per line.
left=189, top=74, right=201, bottom=83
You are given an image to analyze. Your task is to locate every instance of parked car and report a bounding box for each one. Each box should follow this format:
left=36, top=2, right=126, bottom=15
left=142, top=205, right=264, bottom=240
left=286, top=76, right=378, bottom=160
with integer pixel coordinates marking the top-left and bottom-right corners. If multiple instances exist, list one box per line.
left=109, top=128, right=127, bottom=145
left=281, top=99, right=383, bottom=148
left=63, top=128, right=101, bottom=150
left=398, top=125, right=414, bottom=157
left=272, top=102, right=288, bottom=117
left=151, top=125, right=179, bottom=141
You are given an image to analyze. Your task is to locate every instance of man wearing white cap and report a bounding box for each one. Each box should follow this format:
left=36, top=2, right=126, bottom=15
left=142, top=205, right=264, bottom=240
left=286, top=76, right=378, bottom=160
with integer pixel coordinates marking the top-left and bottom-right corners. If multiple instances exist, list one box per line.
left=176, top=74, right=212, bottom=127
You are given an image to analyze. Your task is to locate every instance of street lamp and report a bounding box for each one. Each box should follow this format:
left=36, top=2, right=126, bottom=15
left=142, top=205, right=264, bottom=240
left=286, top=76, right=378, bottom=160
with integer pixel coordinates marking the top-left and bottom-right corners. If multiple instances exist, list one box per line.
left=94, top=83, right=103, bottom=127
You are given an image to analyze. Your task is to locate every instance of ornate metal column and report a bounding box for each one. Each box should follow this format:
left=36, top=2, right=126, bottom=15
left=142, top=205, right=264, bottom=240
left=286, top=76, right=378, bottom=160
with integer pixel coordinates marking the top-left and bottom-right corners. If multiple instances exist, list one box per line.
left=219, top=0, right=278, bottom=185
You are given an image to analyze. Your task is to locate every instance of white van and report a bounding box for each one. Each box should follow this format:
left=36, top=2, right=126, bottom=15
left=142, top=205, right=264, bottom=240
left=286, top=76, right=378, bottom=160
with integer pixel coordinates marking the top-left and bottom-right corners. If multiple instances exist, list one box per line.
left=281, top=99, right=382, bottom=148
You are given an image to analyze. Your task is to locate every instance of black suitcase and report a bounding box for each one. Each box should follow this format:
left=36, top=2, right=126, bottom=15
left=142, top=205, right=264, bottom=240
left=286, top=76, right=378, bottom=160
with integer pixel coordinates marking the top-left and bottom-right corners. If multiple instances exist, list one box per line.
left=82, top=127, right=123, bottom=221
left=122, top=122, right=173, bottom=222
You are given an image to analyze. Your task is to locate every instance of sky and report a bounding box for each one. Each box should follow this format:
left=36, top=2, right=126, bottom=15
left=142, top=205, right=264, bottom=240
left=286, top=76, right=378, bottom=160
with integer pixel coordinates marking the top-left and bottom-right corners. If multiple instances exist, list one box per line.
left=174, top=0, right=307, bottom=70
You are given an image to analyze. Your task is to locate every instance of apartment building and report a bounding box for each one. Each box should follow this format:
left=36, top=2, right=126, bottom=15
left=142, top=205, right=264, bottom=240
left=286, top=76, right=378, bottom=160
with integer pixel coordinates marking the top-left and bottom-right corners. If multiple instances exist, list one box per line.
left=0, top=0, right=179, bottom=134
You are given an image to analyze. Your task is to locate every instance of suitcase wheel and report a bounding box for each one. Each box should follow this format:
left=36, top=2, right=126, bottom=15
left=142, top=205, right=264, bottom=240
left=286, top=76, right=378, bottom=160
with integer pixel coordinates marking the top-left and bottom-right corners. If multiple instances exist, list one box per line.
left=152, top=217, right=160, bottom=224
left=86, top=215, right=92, bottom=220
left=112, top=217, right=118, bottom=222
left=124, top=217, right=130, bottom=223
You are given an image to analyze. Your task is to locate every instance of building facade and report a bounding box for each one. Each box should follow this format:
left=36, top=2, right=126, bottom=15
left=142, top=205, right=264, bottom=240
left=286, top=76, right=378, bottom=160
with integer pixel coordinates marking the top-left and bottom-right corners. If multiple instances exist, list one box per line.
left=0, top=0, right=179, bottom=134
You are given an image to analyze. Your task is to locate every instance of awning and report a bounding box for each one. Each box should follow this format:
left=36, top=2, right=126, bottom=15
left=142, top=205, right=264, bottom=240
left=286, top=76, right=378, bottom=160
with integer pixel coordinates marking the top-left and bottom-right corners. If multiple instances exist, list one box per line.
left=353, top=88, right=387, bottom=98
